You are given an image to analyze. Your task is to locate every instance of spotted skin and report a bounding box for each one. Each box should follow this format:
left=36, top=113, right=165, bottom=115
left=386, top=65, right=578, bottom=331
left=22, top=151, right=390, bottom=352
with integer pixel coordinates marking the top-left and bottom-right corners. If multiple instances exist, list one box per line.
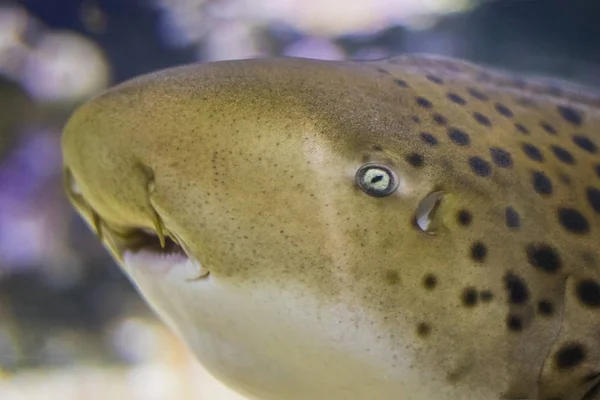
left=62, top=55, right=600, bottom=400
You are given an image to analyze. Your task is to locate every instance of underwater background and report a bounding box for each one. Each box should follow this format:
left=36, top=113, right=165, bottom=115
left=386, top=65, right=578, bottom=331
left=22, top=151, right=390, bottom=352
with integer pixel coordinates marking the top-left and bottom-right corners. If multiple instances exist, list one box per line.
left=0, top=0, right=599, bottom=398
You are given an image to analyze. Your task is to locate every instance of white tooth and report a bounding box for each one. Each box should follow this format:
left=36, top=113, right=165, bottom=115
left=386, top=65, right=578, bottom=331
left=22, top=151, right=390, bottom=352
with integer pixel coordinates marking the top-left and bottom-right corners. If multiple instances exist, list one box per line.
left=167, top=257, right=209, bottom=282
left=168, top=233, right=210, bottom=280
left=186, top=257, right=209, bottom=280
left=124, top=249, right=183, bottom=275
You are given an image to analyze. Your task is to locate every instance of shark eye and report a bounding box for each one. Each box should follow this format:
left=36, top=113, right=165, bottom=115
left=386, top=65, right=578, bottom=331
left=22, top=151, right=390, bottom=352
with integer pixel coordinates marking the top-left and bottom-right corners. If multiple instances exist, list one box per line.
left=355, top=164, right=399, bottom=197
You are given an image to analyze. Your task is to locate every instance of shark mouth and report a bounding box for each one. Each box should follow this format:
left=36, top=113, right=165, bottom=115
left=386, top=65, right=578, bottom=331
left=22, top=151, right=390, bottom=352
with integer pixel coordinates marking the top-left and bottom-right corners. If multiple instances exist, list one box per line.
left=65, top=169, right=209, bottom=281
left=121, top=228, right=210, bottom=281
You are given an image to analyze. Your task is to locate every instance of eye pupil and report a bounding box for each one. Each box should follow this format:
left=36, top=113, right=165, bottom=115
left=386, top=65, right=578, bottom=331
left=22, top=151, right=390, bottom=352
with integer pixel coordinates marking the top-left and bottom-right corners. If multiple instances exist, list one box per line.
left=355, top=164, right=399, bottom=197
left=371, top=175, right=383, bottom=183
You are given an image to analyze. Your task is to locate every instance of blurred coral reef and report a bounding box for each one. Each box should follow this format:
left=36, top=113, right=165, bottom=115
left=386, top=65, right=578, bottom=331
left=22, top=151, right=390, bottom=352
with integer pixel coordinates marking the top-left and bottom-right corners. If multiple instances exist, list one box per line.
left=0, top=0, right=598, bottom=399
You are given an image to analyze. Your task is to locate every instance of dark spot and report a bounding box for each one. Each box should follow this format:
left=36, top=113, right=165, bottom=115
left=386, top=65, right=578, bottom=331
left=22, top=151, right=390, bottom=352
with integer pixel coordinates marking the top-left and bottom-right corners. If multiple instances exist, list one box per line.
left=557, top=207, right=590, bottom=234
left=595, top=164, right=600, bottom=178
left=411, top=115, right=421, bottom=123
left=537, top=300, right=554, bottom=316
left=473, top=112, right=492, bottom=127
left=490, top=147, right=513, bottom=168
left=375, top=67, right=389, bottom=74
left=573, top=135, right=597, bottom=154
left=557, top=105, right=583, bottom=126
left=417, top=322, right=431, bottom=337
left=420, top=132, right=438, bottom=146
left=416, top=97, right=433, bottom=108
left=506, top=314, right=523, bottom=332
left=395, top=79, right=408, bottom=87
left=423, top=274, right=437, bottom=290
left=527, top=243, right=561, bottom=273
left=522, top=143, right=544, bottom=162
left=469, top=156, right=492, bottom=177
left=448, top=128, right=470, bottom=146
left=495, top=103, right=514, bottom=117
left=480, top=290, right=494, bottom=302
left=461, top=287, right=478, bottom=307
left=551, top=145, right=575, bottom=164
left=470, top=242, right=487, bottom=262
left=505, top=206, right=520, bottom=228
left=541, top=122, right=558, bottom=135
left=406, top=153, right=424, bottom=167
left=532, top=171, right=553, bottom=195
left=587, top=187, right=600, bottom=213
left=447, top=92, right=467, bottom=105
left=372, top=144, right=383, bottom=151
left=457, top=209, right=472, bottom=226
left=515, top=123, right=530, bottom=134
left=432, top=113, right=448, bottom=125
left=555, top=343, right=586, bottom=370
left=426, top=75, right=444, bottom=84
left=384, top=270, right=400, bottom=285
left=576, top=279, right=600, bottom=307
left=504, top=272, right=529, bottom=304
left=468, top=87, right=489, bottom=101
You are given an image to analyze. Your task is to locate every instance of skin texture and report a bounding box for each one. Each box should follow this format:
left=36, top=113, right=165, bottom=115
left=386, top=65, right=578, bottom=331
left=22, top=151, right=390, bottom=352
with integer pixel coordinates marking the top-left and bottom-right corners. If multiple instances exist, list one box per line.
left=62, top=55, right=600, bottom=400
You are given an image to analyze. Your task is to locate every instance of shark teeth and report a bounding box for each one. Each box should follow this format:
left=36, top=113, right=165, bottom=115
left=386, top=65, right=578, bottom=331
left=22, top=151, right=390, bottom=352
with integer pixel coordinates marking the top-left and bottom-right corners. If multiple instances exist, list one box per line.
left=169, top=256, right=209, bottom=281
left=123, top=248, right=209, bottom=281
left=169, top=232, right=209, bottom=281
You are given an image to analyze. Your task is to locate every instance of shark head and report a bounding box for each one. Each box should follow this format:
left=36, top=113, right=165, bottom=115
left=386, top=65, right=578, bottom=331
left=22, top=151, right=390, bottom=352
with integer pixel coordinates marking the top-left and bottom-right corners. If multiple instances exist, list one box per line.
left=62, top=56, right=600, bottom=400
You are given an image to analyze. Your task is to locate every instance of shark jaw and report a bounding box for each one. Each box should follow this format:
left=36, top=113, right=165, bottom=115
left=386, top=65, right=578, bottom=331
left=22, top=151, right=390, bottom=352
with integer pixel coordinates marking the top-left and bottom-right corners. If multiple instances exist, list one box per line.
left=123, top=247, right=209, bottom=281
